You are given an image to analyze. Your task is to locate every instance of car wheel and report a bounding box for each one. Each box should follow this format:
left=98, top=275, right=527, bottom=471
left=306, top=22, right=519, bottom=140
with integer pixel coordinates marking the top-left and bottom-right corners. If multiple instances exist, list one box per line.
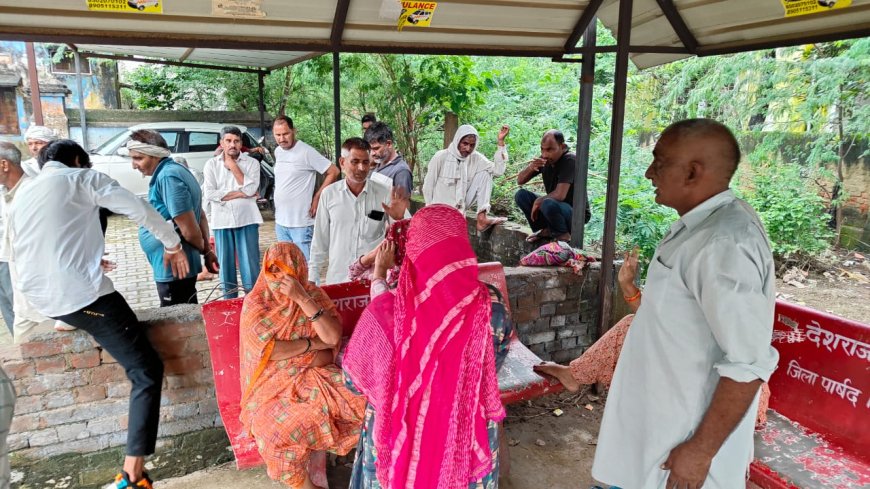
left=138, top=5, right=145, bottom=10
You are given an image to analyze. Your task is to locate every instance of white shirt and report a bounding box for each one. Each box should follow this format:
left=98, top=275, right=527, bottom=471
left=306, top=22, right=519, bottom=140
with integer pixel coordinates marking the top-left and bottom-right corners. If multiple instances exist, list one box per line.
left=423, top=146, right=507, bottom=212
left=21, top=158, right=40, bottom=178
left=592, top=190, right=779, bottom=489
left=202, top=153, right=263, bottom=230
left=8, top=162, right=181, bottom=317
left=310, top=179, right=398, bottom=285
left=273, top=141, right=333, bottom=228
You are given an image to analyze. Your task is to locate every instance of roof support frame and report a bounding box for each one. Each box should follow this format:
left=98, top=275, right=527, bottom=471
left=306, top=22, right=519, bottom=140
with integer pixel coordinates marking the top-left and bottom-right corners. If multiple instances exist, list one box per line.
left=69, top=51, right=266, bottom=74
left=654, top=0, right=699, bottom=53
left=570, top=18, right=597, bottom=249
left=564, top=0, right=605, bottom=52
left=597, top=0, right=634, bottom=337
left=331, top=0, right=351, bottom=50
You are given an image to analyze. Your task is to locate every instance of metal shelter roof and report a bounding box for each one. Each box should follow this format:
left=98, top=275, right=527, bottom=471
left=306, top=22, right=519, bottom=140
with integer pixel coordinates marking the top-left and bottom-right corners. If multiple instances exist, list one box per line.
left=0, top=1, right=867, bottom=71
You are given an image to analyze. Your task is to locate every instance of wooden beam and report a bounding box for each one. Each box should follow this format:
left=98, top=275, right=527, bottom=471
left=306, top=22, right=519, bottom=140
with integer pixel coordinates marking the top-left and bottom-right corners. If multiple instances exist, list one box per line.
left=565, top=44, right=690, bottom=55
left=697, top=25, right=870, bottom=57
left=331, top=0, right=351, bottom=49
left=563, top=0, right=604, bottom=52
left=75, top=52, right=264, bottom=73
left=267, top=52, right=324, bottom=71
left=654, top=0, right=698, bottom=53
left=178, top=47, right=195, bottom=62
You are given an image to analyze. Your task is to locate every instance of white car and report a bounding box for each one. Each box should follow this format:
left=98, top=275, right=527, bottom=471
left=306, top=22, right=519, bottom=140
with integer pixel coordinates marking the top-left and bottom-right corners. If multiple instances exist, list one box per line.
left=89, top=122, right=269, bottom=198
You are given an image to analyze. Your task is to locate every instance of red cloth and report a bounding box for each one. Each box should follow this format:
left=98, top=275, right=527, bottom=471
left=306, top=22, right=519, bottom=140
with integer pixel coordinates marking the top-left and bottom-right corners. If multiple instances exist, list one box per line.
left=343, top=205, right=505, bottom=489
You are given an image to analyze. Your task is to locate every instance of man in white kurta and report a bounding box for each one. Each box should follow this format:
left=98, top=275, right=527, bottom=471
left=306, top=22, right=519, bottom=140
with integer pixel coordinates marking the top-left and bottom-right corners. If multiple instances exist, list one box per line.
left=423, top=124, right=509, bottom=232
left=592, top=119, right=779, bottom=489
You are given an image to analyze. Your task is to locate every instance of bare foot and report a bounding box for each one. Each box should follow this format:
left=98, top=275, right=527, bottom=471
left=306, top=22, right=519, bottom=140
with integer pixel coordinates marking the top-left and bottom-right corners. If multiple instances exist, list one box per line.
left=534, top=362, right=581, bottom=392
left=122, top=455, right=145, bottom=482
left=552, top=232, right=571, bottom=242
left=298, top=473, right=326, bottom=489
left=477, top=216, right=507, bottom=232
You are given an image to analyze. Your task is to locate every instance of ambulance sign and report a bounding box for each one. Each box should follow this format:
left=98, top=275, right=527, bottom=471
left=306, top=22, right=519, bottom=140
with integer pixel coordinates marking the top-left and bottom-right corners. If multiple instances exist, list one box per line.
left=779, top=0, right=851, bottom=18
left=87, top=0, right=163, bottom=14
left=398, top=2, right=437, bottom=31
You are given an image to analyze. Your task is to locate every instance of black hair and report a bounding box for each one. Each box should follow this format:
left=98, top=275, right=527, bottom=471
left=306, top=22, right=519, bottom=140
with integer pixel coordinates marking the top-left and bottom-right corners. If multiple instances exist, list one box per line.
left=220, top=126, right=243, bottom=139
left=361, top=113, right=377, bottom=124
left=272, top=115, right=294, bottom=129
left=363, top=121, right=394, bottom=145
left=38, top=139, right=90, bottom=169
left=130, top=129, right=169, bottom=149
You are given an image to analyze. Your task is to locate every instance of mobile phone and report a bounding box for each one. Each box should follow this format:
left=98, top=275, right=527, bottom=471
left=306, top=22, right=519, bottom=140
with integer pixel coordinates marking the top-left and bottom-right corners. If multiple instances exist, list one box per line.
left=367, top=210, right=385, bottom=221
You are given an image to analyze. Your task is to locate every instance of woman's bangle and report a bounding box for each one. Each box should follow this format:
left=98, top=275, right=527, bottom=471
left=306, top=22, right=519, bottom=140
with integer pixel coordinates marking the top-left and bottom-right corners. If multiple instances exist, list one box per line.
left=302, top=337, right=312, bottom=354
left=624, top=289, right=642, bottom=303
left=308, top=308, right=324, bottom=322
left=164, top=245, right=182, bottom=255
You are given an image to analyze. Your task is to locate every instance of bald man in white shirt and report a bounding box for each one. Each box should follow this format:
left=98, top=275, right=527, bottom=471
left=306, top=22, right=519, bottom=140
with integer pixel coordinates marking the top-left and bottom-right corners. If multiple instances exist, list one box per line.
left=588, top=119, right=779, bottom=489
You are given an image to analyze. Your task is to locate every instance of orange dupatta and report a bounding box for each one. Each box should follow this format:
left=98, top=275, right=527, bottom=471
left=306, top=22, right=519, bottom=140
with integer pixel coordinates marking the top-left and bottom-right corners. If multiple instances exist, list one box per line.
left=239, top=242, right=338, bottom=410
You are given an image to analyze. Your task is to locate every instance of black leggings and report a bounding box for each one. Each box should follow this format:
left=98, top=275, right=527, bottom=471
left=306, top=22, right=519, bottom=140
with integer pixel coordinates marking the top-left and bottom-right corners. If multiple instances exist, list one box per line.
left=155, top=277, right=198, bottom=307
left=54, top=292, right=163, bottom=456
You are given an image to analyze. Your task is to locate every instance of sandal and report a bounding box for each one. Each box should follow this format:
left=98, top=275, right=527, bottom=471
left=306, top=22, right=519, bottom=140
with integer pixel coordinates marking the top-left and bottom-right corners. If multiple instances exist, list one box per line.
left=525, top=230, right=551, bottom=244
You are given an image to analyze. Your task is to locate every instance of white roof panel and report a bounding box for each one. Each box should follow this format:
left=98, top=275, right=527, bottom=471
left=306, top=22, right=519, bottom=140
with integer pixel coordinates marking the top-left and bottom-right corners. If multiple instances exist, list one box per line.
left=0, top=0, right=865, bottom=70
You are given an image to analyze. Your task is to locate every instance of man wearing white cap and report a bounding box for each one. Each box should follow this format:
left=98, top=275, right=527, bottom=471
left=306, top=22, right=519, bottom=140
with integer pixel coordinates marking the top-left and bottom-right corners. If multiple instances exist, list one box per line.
left=22, top=125, right=58, bottom=176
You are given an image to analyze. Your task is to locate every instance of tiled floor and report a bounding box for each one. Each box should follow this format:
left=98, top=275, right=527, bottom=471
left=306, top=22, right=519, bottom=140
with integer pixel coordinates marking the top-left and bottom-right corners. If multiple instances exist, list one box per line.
left=104, top=209, right=278, bottom=311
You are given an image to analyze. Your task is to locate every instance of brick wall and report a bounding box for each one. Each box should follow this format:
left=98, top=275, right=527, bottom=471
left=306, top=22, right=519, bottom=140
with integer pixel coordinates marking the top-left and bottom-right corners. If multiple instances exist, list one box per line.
left=3, top=305, right=230, bottom=488
left=2, top=265, right=611, bottom=487
left=505, top=264, right=604, bottom=363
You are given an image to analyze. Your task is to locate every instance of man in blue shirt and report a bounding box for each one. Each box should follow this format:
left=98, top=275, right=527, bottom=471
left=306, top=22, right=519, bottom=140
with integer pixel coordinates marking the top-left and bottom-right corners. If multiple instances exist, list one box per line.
left=128, top=130, right=218, bottom=306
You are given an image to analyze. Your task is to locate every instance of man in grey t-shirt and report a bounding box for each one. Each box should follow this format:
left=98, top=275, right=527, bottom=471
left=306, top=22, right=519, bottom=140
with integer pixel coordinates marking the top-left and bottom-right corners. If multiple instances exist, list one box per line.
left=364, top=121, right=413, bottom=197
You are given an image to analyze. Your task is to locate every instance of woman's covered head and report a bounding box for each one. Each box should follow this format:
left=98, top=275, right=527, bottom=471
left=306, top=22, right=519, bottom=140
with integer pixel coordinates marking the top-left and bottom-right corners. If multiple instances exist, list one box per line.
left=262, top=242, right=309, bottom=287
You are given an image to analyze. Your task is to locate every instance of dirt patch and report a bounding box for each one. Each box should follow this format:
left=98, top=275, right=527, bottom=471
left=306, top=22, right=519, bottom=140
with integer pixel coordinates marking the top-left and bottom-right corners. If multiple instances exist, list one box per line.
left=776, top=250, right=870, bottom=324
left=503, top=390, right=605, bottom=489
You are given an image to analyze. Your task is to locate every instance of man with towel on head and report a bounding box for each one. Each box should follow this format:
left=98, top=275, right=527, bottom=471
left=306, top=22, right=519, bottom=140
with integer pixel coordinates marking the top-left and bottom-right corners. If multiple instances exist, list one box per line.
left=128, top=130, right=218, bottom=306
left=22, top=125, right=57, bottom=176
left=423, top=123, right=510, bottom=232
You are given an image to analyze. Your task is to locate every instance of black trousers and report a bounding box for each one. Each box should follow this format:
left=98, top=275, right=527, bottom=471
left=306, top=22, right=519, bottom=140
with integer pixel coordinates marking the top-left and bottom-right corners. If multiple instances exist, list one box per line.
left=53, top=292, right=163, bottom=456
left=155, top=277, right=198, bottom=307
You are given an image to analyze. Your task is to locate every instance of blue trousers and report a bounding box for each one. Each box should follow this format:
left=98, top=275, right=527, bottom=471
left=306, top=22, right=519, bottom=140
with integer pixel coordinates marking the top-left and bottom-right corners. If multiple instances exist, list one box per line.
left=275, top=224, right=313, bottom=262
left=514, top=188, right=574, bottom=235
left=0, top=262, right=13, bottom=334
left=214, top=224, right=261, bottom=299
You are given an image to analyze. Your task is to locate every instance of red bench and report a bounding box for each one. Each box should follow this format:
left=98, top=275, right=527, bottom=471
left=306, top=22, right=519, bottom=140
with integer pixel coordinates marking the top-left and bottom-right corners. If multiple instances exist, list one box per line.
left=749, top=301, right=870, bottom=488
left=201, top=262, right=562, bottom=472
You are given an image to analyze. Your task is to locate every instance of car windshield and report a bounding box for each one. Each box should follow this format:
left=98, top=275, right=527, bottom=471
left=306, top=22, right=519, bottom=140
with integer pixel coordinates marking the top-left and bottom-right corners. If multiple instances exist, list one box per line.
left=91, top=130, right=132, bottom=156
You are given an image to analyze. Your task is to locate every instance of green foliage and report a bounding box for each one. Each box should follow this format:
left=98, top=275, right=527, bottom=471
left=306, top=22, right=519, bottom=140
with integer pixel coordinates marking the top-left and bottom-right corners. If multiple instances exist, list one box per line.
left=736, top=134, right=834, bottom=256
left=118, top=32, right=868, bottom=262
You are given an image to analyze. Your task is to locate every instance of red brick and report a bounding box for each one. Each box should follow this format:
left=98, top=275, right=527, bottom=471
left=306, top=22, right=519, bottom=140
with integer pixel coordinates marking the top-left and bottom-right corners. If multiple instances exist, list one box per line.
left=151, top=337, right=186, bottom=360
left=73, top=385, right=107, bottom=403
left=151, top=322, right=201, bottom=339
left=14, top=395, right=43, bottom=415
left=2, top=360, right=34, bottom=379
left=161, top=386, right=210, bottom=405
left=184, top=336, right=210, bottom=353
left=10, top=413, right=40, bottom=432
left=34, top=356, right=67, bottom=374
left=89, top=364, right=126, bottom=384
left=20, top=341, right=63, bottom=359
left=163, top=355, right=203, bottom=375
left=100, top=350, right=117, bottom=364
left=107, top=381, right=131, bottom=398
left=69, top=349, right=101, bottom=369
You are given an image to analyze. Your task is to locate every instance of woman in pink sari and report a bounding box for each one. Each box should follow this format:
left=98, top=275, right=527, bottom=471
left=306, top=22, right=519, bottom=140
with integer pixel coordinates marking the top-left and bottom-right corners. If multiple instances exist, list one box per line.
left=342, top=205, right=508, bottom=489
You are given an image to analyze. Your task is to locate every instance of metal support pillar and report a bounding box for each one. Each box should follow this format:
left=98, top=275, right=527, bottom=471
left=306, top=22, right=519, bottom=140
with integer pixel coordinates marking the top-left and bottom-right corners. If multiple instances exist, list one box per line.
left=596, top=0, right=633, bottom=336
left=25, top=42, right=43, bottom=125
left=257, top=71, right=266, bottom=140
left=72, top=48, right=89, bottom=150
left=570, top=19, right=596, bottom=249
left=332, top=52, right=341, bottom=162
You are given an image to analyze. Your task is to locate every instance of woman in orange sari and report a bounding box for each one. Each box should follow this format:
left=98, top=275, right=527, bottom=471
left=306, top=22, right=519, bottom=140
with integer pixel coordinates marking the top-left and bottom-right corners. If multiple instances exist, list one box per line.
left=240, top=243, right=367, bottom=489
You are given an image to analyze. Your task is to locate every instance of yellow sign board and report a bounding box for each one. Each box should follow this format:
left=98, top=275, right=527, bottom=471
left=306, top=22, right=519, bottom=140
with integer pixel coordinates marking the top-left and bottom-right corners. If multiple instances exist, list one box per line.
left=780, top=0, right=851, bottom=18
left=398, top=1, right=437, bottom=31
left=87, top=0, right=163, bottom=13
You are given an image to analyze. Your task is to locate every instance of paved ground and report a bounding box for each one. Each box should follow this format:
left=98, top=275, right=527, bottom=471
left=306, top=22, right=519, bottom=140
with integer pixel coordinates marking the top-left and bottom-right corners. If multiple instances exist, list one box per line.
left=104, top=209, right=279, bottom=311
